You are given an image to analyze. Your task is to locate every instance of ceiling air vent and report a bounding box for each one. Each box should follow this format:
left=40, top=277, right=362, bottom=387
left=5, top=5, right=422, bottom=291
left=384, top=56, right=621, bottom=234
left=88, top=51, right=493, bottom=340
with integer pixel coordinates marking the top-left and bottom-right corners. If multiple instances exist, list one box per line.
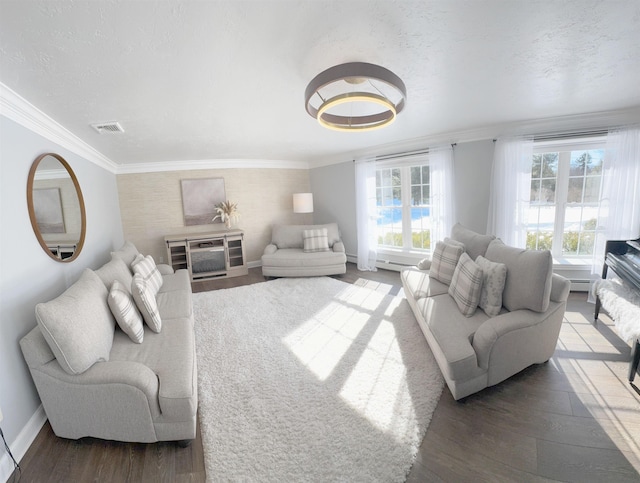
left=90, top=121, right=124, bottom=134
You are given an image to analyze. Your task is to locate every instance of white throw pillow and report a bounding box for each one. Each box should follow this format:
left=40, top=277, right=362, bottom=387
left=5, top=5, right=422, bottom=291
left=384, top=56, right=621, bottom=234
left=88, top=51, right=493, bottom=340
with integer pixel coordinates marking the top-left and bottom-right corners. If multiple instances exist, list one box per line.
left=475, top=255, right=507, bottom=317
left=303, top=228, right=331, bottom=253
left=131, top=273, right=162, bottom=333
left=448, top=253, right=484, bottom=317
left=430, top=241, right=464, bottom=285
left=35, top=269, right=115, bottom=375
left=132, top=255, right=163, bottom=296
left=108, top=280, right=144, bottom=343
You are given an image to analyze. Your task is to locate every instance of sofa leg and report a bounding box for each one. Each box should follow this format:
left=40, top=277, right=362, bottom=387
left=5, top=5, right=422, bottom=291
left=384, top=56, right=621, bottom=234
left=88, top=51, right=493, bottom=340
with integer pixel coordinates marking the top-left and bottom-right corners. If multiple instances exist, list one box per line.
left=177, top=439, right=193, bottom=448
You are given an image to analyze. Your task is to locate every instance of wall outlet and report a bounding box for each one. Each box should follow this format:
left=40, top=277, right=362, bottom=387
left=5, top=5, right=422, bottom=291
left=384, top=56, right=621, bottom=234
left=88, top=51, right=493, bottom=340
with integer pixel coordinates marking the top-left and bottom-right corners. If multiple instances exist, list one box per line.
left=159, top=256, right=164, bottom=263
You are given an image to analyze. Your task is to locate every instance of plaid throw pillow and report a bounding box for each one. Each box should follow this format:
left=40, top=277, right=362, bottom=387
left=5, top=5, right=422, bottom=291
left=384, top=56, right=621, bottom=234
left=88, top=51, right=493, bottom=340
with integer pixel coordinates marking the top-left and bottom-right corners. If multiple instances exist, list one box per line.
left=108, top=280, right=144, bottom=343
left=448, top=253, right=484, bottom=317
left=132, top=255, right=163, bottom=296
left=429, top=241, right=464, bottom=285
left=303, top=228, right=331, bottom=253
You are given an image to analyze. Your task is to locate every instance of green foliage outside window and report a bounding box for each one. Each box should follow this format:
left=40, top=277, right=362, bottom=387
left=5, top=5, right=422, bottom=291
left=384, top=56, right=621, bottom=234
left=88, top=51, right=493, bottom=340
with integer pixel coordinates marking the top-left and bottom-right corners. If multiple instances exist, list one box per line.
left=527, top=218, right=597, bottom=255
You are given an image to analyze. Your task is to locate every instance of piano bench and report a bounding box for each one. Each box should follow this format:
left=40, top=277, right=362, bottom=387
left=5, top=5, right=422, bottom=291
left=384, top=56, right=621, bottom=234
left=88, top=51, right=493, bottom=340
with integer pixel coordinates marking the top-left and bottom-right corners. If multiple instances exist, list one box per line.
left=594, top=278, right=640, bottom=382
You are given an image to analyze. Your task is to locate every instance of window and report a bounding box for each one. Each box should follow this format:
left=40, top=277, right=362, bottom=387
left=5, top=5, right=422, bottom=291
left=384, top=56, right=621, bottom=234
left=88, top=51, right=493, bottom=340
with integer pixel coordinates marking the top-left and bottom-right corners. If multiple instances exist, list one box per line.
left=527, top=139, right=605, bottom=258
left=376, top=163, right=431, bottom=252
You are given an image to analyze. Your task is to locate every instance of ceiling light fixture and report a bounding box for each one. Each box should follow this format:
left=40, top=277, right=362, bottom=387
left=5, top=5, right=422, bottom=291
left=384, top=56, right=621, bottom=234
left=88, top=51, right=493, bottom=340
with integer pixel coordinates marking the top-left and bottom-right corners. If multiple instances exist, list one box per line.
left=305, top=62, right=406, bottom=132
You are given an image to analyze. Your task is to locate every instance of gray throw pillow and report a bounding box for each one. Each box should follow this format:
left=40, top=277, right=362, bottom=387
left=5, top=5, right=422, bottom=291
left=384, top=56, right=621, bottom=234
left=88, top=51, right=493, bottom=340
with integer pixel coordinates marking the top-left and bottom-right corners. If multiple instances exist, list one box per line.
left=429, top=241, right=464, bottom=285
left=450, top=223, right=495, bottom=261
left=485, top=239, right=553, bottom=313
left=35, top=269, right=115, bottom=375
left=476, top=255, right=507, bottom=317
left=95, top=257, right=133, bottom=290
left=110, top=241, right=140, bottom=269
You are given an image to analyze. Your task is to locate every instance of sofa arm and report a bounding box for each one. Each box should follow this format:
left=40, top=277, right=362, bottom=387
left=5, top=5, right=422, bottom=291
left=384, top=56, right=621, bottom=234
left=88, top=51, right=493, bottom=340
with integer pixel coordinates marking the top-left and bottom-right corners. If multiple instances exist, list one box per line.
left=157, top=264, right=174, bottom=275
left=550, top=273, right=570, bottom=303
left=472, top=309, right=547, bottom=370
left=263, top=244, right=278, bottom=255
left=332, top=241, right=345, bottom=253
left=34, top=359, right=161, bottom=418
left=417, top=256, right=432, bottom=270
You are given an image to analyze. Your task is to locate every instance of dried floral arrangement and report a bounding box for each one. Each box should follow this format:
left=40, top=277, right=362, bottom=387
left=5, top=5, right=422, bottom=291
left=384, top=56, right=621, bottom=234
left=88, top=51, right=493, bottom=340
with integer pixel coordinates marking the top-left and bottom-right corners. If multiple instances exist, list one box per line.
left=212, top=200, right=240, bottom=228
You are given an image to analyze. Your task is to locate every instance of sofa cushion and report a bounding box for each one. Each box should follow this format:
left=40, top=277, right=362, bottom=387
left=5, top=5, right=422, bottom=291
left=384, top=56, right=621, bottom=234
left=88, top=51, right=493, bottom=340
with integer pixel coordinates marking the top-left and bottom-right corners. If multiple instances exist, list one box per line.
left=430, top=241, right=464, bottom=285
left=401, top=267, right=449, bottom=300
left=111, top=241, right=140, bottom=269
left=35, top=269, right=115, bottom=375
left=271, top=223, right=340, bottom=249
left=448, top=253, right=484, bottom=317
left=485, top=239, right=553, bottom=313
left=262, top=248, right=346, bottom=268
left=95, top=257, right=133, bottom=290
left=132, top=273, right=162, bottom=333
left=109, top=315, right=196, bottom=420
left=450, top=223, right=495, bottom=261
left=303, top=228, right=331, bottom=253
left=476, top=255, right=508, bottom=317
left=132, top=255, right=163, bottom=296
left=417, top=294, right=488, bottom=381
left=108, top=280, right=144, bottom=343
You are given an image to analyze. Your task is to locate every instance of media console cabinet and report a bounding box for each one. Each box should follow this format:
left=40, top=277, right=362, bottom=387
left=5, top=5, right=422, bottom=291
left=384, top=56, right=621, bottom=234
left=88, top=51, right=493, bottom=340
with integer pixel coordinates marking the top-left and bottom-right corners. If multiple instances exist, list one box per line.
left=164, top=230, right=248, bottom=282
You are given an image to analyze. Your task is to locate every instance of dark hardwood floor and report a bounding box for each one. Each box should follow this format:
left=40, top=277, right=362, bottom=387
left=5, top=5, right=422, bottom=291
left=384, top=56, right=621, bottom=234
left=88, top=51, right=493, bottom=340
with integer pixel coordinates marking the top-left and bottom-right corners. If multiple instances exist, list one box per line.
left=11, top=264, right=640, bottom=482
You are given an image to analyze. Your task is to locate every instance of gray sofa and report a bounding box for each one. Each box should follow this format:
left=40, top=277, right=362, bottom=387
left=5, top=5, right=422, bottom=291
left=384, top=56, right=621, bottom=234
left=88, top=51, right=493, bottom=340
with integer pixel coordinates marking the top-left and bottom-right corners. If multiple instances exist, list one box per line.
left=20, top=242, right=197, bottom=444
left=261, top=223, right=347, bottom=277
left=402, top=224, right=571, bottom=400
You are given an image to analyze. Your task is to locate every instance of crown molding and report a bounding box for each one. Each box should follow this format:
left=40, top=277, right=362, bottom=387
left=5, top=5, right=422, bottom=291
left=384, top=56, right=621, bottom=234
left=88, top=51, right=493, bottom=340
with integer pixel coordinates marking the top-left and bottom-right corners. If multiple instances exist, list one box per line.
left=307, top=105, right=640, bottom=169
left=116, top=158, right=309, bottom=174
left=0, top=82, right=119, bottom=173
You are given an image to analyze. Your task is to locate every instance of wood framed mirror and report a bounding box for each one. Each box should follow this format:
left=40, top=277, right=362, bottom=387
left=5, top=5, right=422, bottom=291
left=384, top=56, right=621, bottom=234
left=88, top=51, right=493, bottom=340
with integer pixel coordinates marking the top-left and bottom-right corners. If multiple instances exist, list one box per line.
left=27, top=153, right=86, bottom=262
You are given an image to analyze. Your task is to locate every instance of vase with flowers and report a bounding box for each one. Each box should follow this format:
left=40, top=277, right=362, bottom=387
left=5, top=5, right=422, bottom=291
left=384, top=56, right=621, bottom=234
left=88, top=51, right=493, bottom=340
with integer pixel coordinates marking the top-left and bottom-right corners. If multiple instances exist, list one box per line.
left=212, top=200, right=240, bottom=229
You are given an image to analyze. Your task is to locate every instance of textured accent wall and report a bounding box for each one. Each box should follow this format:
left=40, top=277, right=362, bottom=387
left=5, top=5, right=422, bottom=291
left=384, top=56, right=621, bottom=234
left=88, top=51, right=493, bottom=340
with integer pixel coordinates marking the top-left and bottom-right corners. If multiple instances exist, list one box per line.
left=117, top=168, right=312, bottom=265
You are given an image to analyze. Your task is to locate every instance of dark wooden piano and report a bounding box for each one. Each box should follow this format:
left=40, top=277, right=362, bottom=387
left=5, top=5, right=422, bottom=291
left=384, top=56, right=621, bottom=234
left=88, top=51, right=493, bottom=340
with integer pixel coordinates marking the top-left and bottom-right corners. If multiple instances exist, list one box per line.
left=594, top=236, right=640, bottom=383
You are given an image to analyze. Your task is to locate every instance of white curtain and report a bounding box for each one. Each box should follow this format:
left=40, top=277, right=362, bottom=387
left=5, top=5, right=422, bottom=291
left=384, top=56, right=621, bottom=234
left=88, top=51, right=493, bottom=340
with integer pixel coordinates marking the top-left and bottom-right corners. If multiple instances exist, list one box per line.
left=429, top=145, right=455, bottom=244
left=355, top=156, right=378, bottom=271
left=486, top=135, right=534, bottom=247
left=589, top=127, right=640, bottom=299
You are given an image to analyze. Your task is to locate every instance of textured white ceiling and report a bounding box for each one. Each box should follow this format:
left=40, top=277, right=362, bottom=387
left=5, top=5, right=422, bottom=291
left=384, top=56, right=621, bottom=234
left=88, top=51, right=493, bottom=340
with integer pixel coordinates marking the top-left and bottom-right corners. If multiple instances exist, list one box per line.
left=1, top=0, right=639, bottom=166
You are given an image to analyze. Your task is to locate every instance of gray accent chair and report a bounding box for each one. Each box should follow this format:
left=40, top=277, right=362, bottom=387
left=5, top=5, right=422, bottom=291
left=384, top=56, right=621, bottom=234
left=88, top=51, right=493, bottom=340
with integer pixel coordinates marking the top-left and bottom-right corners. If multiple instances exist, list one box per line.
left=402, top=224, right=571, bottom=400
left=20, top=242, right=197, bottom=444
left=261, top=223, right=347, bottom=277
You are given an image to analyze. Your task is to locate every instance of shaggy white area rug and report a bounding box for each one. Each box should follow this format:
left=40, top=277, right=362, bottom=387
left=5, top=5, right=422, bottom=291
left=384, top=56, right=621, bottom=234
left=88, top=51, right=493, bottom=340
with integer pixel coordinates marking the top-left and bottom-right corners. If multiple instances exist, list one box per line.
left=193, top=276, right=444, bottom=482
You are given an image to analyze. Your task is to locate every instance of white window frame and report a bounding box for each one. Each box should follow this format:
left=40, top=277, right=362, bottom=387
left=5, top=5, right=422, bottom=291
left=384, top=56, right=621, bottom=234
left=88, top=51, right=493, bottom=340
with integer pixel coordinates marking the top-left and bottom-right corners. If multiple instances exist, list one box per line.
left=375, top=155, right=431, bottom=264
left=531, top=135, right=606, bottom=261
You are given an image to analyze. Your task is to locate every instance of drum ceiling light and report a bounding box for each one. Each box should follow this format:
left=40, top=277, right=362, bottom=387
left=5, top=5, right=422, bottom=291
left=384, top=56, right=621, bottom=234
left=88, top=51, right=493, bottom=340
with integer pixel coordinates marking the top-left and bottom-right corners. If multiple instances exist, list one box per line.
left=305, top=62, right=407, bottom=132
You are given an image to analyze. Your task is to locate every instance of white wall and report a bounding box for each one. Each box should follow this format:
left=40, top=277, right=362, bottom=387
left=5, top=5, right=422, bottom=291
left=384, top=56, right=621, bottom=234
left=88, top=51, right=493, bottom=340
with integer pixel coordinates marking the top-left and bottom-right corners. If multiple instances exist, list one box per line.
left=308, top=140, right=497, bottom=265
left=451, top=140, right=495, bottom=233
left=0, top=115, right=124, bottom=475
left=310, top=160, right=357, bottom=258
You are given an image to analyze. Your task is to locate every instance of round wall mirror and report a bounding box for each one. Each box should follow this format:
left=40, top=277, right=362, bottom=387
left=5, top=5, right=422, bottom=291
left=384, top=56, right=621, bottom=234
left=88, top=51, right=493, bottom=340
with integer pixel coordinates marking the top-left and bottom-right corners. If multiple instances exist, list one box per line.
left=27, top=153, right=86, bottom=262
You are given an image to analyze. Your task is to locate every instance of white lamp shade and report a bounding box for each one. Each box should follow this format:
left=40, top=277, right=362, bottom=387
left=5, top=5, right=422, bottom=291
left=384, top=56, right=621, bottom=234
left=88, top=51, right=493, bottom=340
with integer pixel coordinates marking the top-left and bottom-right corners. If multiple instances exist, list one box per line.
left=293, top=193, right=314, bottom=213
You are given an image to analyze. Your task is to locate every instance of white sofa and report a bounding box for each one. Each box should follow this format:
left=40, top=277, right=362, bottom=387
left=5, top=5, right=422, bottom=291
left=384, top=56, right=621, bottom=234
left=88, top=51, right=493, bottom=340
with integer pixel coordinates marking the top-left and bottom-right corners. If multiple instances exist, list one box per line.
left=261, top=223, right=347, bottom=277
left=20, top=242, right=197, bottom=444
left=402, top=224, right=571, bottom=400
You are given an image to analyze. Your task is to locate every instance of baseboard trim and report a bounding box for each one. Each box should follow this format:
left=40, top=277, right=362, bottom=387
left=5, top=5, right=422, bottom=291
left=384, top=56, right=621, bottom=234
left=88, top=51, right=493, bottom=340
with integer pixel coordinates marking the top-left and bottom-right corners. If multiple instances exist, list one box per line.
left=0, top=405, right=47, bottom=482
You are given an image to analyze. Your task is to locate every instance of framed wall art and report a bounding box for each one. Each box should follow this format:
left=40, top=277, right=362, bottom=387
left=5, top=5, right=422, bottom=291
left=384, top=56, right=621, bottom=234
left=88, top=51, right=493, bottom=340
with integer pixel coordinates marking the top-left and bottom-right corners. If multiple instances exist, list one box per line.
left=181, top=178, right=226, bottom=226
left=33, top=187, right=66, bottom=234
